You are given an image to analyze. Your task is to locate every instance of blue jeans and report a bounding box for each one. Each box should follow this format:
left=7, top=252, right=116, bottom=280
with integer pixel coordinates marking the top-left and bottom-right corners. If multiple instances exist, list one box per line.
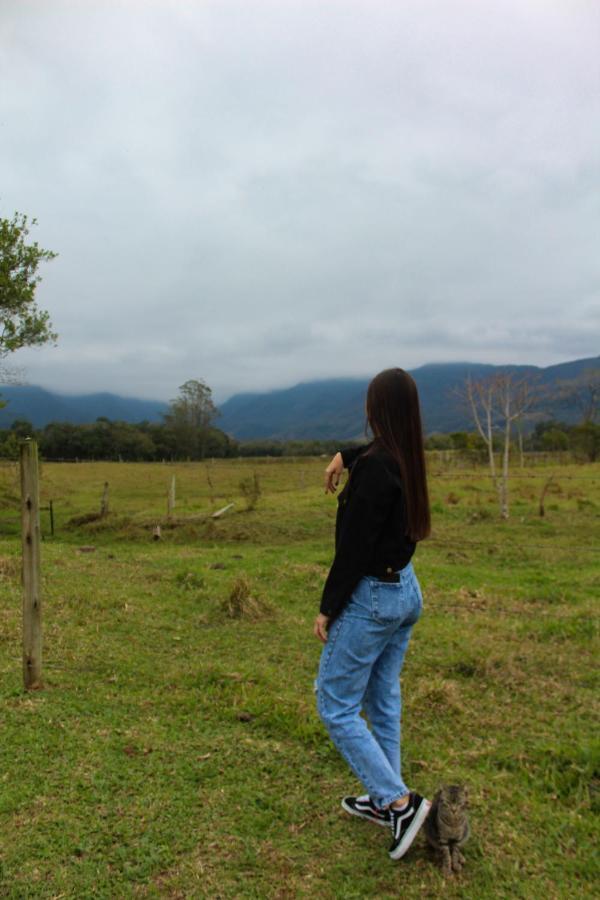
left=314, top=561, right=423, bottom=809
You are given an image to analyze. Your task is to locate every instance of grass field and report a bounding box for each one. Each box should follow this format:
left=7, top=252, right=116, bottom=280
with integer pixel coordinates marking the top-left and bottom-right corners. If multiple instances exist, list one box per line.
left=0, top=456, right=598, bottom=899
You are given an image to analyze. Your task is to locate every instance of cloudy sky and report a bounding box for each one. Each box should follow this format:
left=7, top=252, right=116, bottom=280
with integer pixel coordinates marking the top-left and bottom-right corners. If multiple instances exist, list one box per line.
left=1, top=0, right=599, bottom=402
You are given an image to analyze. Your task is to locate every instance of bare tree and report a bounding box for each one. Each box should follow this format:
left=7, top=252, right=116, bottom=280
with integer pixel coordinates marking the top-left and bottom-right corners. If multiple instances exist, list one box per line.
left=512, top=375, right=538, bottom=467
left=458, top=371, right=537, bottom=519
left=463, top=375, right=498, bottom=484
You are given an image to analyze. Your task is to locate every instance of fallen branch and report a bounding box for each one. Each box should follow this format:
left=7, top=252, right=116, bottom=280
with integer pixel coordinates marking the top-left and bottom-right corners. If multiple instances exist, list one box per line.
left=211, top=502, right=235, bottom=519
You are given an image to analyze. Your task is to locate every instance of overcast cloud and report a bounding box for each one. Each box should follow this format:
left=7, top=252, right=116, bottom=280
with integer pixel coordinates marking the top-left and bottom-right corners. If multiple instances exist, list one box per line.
left=1, top=0, right=599, bottom=402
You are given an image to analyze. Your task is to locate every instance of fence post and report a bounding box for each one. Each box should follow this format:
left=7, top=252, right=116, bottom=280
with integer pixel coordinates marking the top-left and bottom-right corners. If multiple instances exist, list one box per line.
left=20, top=438, right=43, bottom=690
left=167, top=475, right=176, bottom=518
left=100, top=481, right=109, bottom=517
left=205, top=464, right=215, bottom=506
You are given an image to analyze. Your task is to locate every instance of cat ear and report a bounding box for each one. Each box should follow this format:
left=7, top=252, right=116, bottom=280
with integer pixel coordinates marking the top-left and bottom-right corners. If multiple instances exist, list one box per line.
left=462, top=786, right=469, bottom=805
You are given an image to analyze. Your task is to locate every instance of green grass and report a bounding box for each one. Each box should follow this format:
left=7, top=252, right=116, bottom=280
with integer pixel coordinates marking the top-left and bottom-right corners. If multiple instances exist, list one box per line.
left=1, top=458, right=599, bottom=898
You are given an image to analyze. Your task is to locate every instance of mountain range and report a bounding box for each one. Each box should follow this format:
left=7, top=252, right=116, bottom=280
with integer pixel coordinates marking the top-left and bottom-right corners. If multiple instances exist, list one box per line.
left=0, top=356, right=597, bottom=440
left=0, top=386, right=167, bottom=429
left=217, top=357, right=598, bottom=439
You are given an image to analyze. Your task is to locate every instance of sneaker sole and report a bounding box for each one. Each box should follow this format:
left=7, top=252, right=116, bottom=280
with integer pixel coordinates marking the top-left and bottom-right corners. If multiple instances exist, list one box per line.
left=341, top=798, right=390, bottom=827
left=388, top=799, right=432, bottom=860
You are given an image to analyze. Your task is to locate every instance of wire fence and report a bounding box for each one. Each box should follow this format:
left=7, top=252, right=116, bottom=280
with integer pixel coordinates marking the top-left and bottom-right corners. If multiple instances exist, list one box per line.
left=0, top=457, right=598, bottom=549
left=423, top=537, right=600, bottom=555
left=0, top=449, right=592, bottom=465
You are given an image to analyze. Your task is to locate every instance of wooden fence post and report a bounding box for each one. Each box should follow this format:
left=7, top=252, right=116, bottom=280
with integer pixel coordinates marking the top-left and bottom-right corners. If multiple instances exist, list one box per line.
left=167, top=475, right=176, bottom=518
left=20, top=438, right=43, bottom=690
left=100, top=481, right=109, bottom=517
left=205, top=464, right=215, bottom=506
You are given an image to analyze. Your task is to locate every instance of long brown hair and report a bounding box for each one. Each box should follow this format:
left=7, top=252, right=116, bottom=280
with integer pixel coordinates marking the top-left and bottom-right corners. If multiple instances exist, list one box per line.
left=365, top=368, right=430, bottom=541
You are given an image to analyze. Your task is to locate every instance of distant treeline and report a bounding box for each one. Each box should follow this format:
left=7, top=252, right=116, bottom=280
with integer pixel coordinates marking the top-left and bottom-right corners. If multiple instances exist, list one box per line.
left=426, top=420, right=599, bottom=461
left=0, top=418, right=347, bottom=461
left=0, top=417, right=597, bottom=461
left=0, top=418, right=237, bottom=461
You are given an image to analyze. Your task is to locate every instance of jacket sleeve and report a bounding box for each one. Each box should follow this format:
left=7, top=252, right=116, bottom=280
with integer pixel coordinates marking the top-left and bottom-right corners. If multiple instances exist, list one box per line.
left=320, top=454, right=394, bottom=621
left=340, top=442, right=373, bottom=468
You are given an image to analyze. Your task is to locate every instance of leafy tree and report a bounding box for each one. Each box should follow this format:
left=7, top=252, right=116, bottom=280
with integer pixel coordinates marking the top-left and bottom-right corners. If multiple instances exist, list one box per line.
left=527, top=420, right=567, bottom=450
left=0, top=212, right=58, bottom=356
left=540, top=427, right=569, bottom=451
left=449, top=431, right=469, bottom=450
left=0, top=430, right=21, bottom=460
left=425, top=433, right=453, bottom=450
left=38, top=422, right=87, bottom=459
left=9, top=418, right=34, bottom=438
left=138, top=421, right=181, bottom=461
left=570, top=422, right=600, bottom=462
left=110, top=422, right=156, bottom=461
left=163, top=379, right=218, bottom=459
left=203, top=427, right=238, bottom=458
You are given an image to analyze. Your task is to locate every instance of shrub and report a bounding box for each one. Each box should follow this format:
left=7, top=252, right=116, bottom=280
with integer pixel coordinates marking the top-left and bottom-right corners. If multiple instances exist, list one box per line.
left=239, top=472, right=261, bottom=511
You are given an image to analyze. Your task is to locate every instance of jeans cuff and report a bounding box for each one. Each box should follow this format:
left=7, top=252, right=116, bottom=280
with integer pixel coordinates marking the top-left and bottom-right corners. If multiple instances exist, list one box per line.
left=376, top=788, right=410, bottom=808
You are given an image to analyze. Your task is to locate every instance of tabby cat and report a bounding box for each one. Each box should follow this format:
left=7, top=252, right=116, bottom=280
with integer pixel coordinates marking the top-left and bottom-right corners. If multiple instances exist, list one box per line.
left=424, top=784, right=470, bottom=875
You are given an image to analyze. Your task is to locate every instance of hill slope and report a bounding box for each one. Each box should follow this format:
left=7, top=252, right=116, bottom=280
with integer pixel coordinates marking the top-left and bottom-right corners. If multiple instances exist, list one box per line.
left=0, top=386, right=167, bottom=428
left=217, top=357, right=599, bottom=439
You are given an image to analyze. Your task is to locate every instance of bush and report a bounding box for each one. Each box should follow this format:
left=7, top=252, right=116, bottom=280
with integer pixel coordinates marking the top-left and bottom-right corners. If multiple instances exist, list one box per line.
left=239, top=473, right=261, bottom=510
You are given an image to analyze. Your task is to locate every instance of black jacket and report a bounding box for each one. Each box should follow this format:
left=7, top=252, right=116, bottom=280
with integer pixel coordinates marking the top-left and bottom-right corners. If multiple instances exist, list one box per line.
left=320, top=441, right=416, bottom=624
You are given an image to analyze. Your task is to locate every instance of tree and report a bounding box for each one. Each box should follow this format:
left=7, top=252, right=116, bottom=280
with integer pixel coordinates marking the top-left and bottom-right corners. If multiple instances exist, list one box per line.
left=456, top=371, right=537, bottom=519
left=163, top=379, right=218, bottom=459
left=0, top=212, right=58, bottom=357
left=512, top=376, right=538, bottom=467
left=425, top=432, right=453, bottom=450
left=570, top=422, right=600, bottom=462
left=528, top=419, right=569, bottom=451
left=9, top=418, right=34, bottom=438
left=540, top=427, right=569, bottom=452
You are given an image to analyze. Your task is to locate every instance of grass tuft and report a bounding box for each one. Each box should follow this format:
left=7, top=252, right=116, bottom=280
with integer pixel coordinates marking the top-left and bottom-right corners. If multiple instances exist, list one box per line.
left=0, top=555, right=19, bottom=578
left=412, top=676, right=464, bottom=713
left=220, top=575, right=273, bottom=620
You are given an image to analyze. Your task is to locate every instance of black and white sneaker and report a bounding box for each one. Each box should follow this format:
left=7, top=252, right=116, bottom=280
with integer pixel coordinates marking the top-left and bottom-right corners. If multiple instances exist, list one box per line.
left=388, top=792, right=431, bottom=860
left=341, top=794, right=391, bottom=827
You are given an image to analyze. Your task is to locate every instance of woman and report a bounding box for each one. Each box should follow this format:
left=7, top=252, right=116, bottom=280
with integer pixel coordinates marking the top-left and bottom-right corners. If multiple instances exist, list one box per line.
left=313, top=367, right=431, bottom=861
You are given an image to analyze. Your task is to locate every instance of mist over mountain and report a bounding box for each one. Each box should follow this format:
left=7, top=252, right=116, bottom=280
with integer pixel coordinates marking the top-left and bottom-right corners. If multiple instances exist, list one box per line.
left=0, top=356, right=597, bottom=439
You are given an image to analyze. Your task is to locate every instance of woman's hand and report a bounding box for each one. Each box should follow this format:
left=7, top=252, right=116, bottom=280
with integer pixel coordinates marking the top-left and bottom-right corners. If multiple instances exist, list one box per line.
left=313, top=613, right=330, bottom=643
left=324, top=452, right=344, bottom=494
